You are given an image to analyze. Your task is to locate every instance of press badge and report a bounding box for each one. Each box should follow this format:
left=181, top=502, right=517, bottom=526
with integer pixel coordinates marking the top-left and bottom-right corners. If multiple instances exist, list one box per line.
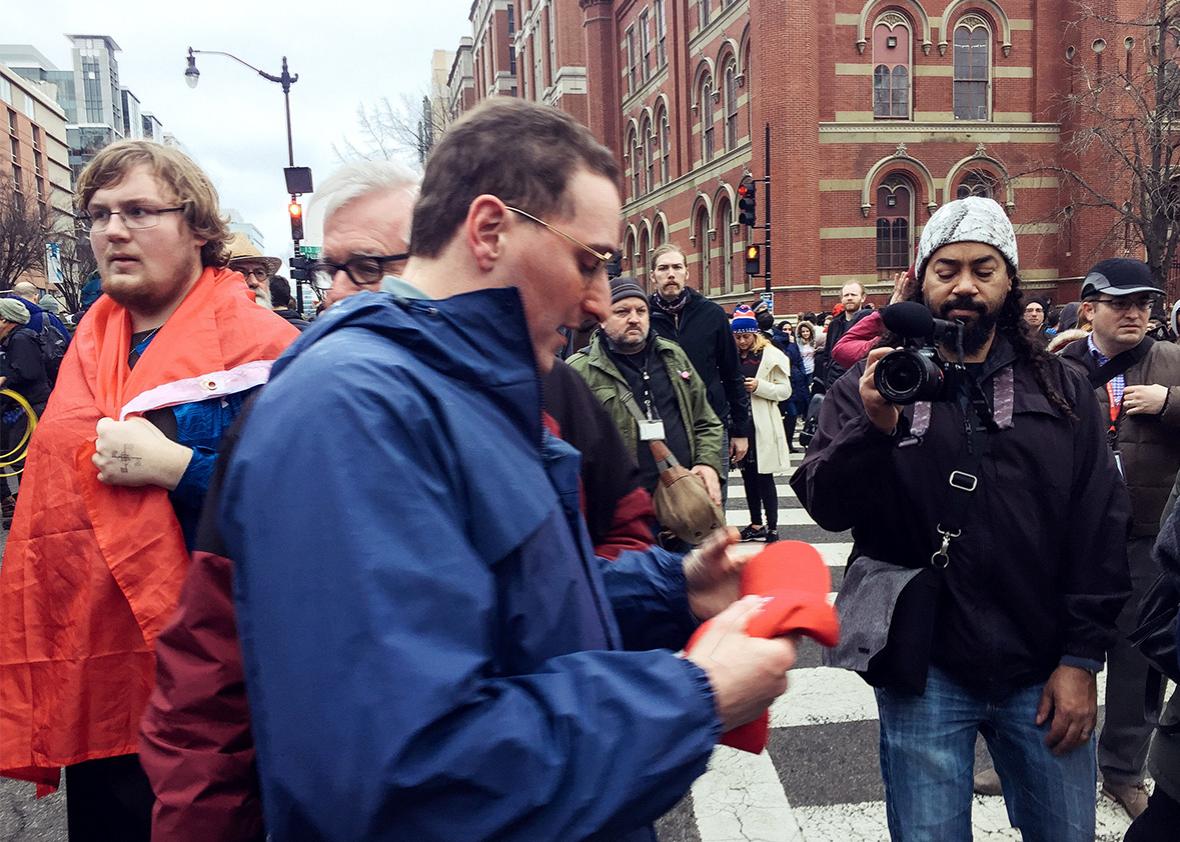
left=638, top=419, right=666, bottom=441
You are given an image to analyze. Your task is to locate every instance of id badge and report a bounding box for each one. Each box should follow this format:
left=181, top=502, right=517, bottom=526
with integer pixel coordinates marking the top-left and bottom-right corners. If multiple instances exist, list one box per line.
left=1113, top=450, right=1125, bottom=479
left=638, top=419, right=666, bottom=441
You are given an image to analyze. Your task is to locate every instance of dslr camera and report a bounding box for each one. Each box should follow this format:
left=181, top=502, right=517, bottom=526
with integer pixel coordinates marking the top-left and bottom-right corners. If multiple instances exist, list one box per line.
left=873, top=302, right=966, bottom=405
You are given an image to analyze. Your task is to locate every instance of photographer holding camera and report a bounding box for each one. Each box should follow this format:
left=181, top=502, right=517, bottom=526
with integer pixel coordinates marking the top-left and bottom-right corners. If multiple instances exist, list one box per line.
left=792, top=196, right=1131, bottom=840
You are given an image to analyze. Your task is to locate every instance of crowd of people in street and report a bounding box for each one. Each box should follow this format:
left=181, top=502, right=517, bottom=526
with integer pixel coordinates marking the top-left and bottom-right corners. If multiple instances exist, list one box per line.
left=0, top=95, right=1177, bottom=842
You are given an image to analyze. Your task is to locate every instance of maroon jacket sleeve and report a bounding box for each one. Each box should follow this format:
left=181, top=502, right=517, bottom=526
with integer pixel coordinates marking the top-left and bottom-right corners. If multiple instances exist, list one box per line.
left=831, top=310, right=884, bottom=370
left=139, top=404, right=264, bottom=842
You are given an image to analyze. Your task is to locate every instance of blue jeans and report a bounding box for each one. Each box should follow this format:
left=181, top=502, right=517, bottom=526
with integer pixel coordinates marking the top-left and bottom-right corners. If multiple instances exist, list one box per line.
left=875, top=667, right=1096, bottom=841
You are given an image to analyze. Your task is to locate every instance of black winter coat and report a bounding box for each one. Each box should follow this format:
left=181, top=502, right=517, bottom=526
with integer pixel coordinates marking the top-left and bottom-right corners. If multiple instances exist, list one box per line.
left=649, top=288, right=751, bottom=437
left=791, top=336, right=1131, bottom=694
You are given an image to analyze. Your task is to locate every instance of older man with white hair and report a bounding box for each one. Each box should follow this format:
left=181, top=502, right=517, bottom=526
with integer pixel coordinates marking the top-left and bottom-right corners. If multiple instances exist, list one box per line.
left=139, top=157, right=421, bottom=841
left=308, top=159, right=419, bottom=306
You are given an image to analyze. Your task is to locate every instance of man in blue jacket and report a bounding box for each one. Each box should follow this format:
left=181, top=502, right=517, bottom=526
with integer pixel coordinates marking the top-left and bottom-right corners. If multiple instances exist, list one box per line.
left=221, top=98, right=798, bottom=841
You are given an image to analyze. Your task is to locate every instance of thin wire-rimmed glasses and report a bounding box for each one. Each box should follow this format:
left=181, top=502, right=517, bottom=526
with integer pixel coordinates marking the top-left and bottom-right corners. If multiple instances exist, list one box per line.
left=80, top=205, right=187, bottom=232
left=311, top=254, right=410, bottom=292
left=505, top=206, right=616, bottom=271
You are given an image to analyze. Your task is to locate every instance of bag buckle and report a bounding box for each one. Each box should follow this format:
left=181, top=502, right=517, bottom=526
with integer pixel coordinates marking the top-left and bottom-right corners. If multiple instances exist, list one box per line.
left=948, top=470, right=978, bottom=492
left=931, top=524, right=961, bottom=569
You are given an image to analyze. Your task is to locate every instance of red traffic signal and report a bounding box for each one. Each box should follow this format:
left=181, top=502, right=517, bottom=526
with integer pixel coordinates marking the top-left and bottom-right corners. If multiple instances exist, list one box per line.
left=288, top=200, right=304, bottom=241
left=738, top=175, right=758, bottom=227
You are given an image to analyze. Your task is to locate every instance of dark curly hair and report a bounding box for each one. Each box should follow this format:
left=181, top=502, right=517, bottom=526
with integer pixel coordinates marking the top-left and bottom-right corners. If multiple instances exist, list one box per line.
left=880, top=263, right=1077, bottom=420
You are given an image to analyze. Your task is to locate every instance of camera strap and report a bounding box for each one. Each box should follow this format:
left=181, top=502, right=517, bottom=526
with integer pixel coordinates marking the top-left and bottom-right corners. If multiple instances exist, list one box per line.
left=931, top=376, right=996, bottom=568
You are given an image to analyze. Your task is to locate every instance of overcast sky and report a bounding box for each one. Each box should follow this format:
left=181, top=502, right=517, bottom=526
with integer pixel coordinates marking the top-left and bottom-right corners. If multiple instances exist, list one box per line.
left=7, top=0, right=474, bottom=262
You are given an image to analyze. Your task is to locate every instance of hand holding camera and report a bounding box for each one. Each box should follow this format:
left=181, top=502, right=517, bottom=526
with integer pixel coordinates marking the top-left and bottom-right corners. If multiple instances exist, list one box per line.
left=860, top=347, right=902, bottom=435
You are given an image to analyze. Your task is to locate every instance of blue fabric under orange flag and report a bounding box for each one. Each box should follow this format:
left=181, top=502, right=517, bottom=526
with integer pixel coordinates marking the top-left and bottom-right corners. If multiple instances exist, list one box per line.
left=687, top=541, right=839, bottom=754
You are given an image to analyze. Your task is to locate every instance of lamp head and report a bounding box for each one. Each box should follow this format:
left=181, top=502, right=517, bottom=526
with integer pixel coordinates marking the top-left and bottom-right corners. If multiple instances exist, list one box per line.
left=185, top=48, right=200, bottom=89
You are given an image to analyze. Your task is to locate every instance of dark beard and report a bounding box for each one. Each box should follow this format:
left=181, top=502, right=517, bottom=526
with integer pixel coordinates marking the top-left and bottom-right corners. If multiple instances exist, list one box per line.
left=934, top=296, right=999, bottom=356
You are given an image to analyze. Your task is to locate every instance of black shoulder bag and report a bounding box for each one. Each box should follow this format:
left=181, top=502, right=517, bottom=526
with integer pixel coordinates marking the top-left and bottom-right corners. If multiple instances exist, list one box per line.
left=828, top=375, right=994, bottom=695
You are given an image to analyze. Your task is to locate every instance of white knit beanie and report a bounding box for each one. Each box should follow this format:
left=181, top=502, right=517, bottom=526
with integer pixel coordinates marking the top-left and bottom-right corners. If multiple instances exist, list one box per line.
left=916, top=196, right=1018, bottom=279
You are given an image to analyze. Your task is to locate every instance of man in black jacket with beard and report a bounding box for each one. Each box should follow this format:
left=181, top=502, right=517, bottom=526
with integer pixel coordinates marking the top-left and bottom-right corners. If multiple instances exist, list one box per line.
left=648, top=244, right=750, bottom=477
left=793, top=196, right=1130, bottom=840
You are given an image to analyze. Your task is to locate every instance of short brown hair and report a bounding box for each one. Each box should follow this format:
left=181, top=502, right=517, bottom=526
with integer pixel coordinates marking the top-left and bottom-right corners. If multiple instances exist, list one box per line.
left=410, top=99, right=619, bottom=257
left=651, top=243, right=686, bottom=271
left=75, top=140, right=232, bottom=267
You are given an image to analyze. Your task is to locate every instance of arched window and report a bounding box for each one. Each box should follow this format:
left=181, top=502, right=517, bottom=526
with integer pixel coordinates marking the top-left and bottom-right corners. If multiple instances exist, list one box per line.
left=718, top=198, right=734, bottom=292
left=723, top=60, right=739, bottom=150
left=956, top=168, right=998, bottom=199
left=632, top=127, right=645, bottom=197
left=658, top=106, right=671, bottom=183
left=873, top=14, right=911, bottom=119
left=639, top=227, right=651, bottom=286
left=643, top=115, right=657, bottom=189
left=653, top=217, right=666, bottom=249
left=695, top=209, right=712, bottom=293
left=624, top=229, right=636, bottom=274
left=876, top=175, right=914, bottom=276
left=953, top=14, right=991, bottom=120
left=699, top=74, right=715, bottom=163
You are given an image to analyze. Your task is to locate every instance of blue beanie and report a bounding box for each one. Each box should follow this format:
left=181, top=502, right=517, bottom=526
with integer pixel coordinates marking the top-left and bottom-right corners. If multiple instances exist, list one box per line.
left=731, top=304, right=760, bottom=334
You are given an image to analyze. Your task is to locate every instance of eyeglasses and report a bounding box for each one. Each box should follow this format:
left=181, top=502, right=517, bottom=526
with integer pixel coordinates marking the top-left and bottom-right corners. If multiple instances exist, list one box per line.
left=505, top=206, right=616, bottom=273
left=311, top=253, right=410, bottom=291
left=236, top=266, right=271, bottom=281
left=80, top=205, right=186, bottom=232
left=1092, top=296, right=1159, bottom=313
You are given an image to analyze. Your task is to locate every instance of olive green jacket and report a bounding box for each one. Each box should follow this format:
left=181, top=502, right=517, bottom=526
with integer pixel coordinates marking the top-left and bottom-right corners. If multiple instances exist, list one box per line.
left=567, top=333, right=724, bottom=477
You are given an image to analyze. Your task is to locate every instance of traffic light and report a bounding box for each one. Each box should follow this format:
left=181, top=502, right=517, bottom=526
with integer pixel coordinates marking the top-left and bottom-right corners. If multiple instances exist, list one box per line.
left=288, top=200, right=304, bottom=241
left=745, top=244, right=761, bottom=276
left=738, top=175, right=758, bottom=228
left=289, top=254, right=312, bottom=282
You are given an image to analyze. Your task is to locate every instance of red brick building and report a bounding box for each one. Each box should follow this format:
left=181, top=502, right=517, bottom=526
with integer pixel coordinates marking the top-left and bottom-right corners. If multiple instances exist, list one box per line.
left=450, top=0, right=1120, bottom=313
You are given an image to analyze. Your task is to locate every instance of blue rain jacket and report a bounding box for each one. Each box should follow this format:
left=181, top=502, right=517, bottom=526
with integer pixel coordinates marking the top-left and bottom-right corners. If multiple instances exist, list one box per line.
left=223, top=289, right=720, bottom=841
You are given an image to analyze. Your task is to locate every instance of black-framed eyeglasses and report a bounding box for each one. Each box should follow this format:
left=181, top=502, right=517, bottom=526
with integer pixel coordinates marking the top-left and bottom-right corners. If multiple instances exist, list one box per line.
left=311, top=253, right=410, bottom=291
left=1092, top=296, right=1159, bottom=313
left=80, top=205, right=187, bottom=232
left=505, top=206, right=616, bottom=274
left=235, top=266, right=271, bottom=281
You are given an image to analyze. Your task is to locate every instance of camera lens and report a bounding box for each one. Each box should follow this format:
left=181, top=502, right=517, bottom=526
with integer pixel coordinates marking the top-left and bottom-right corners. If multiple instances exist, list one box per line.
left=875, top=349, right=944, bottom=405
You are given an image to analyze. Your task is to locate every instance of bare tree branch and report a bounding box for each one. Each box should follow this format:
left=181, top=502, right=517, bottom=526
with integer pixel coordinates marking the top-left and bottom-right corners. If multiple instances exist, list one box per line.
left=0, top=176, right=53, bottom=291
left=332, top=90, right=453, bottom=167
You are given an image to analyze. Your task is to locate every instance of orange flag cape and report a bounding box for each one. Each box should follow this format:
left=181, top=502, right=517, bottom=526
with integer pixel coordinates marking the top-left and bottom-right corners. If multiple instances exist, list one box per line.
left=0, top=267, right=297, bottom=787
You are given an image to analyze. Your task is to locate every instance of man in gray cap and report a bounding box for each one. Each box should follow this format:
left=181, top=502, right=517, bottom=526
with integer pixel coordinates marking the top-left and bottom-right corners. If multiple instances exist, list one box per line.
left=1060, top=257, right=1180, bottom=817
left=793, top=196, right=1131, bottom=838
left=0, top=297, right=50, bottom=526
left=568, top=276, right=724, bottom=508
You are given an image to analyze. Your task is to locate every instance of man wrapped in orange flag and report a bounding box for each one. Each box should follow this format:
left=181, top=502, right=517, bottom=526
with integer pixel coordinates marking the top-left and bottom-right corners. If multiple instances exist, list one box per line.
left=0, top=140, right=298, bottom=840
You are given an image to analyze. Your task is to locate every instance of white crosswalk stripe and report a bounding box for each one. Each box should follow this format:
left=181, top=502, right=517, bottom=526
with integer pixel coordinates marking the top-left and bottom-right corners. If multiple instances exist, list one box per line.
left=658, top=452, right=1136, bottom=842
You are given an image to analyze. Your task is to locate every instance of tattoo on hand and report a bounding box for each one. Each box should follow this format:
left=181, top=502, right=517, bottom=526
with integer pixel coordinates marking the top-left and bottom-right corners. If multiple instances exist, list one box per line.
left=113, top=447, right=141, bottom=474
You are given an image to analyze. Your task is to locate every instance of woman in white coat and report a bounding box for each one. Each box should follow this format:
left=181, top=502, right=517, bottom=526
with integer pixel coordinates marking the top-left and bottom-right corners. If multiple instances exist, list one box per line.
left=731, top=305, right=793, bottom=543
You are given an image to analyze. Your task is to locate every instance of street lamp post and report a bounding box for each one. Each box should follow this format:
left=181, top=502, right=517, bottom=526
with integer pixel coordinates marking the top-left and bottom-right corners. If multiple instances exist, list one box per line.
left=184, top=47, right=314, bottom=311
